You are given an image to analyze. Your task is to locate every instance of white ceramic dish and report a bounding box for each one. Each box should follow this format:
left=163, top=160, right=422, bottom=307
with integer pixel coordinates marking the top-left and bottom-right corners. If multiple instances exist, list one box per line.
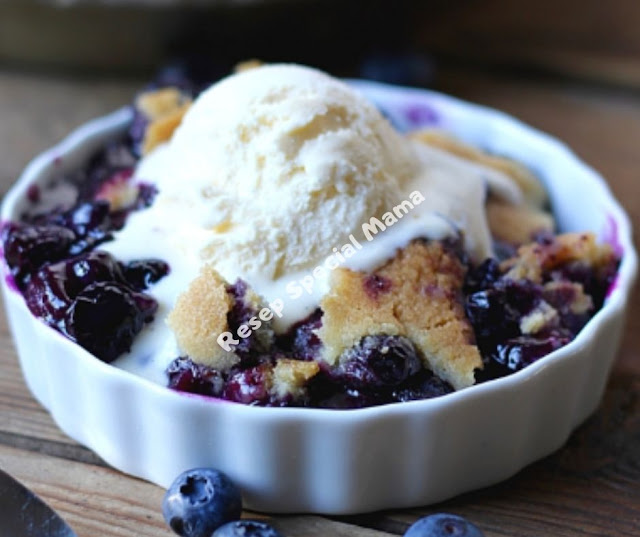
left=1, top=81, right=637, bottom=514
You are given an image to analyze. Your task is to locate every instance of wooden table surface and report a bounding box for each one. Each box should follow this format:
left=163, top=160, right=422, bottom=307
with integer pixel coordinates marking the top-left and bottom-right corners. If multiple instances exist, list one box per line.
left=0, top=67, right=638, bottom=537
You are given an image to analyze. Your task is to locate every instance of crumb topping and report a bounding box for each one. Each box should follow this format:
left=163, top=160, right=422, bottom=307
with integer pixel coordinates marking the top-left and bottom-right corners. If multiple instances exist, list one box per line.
left=318, top=240, right=482, bottom=390
left=501, top=232, right=614, bottom=283
left=135, top=87, right=192, bottom=155
left=487, top=199, right=554, bottom=245
left=272, top=359, right=320, bottom=399
left=167, top=265, right=238, bottom=370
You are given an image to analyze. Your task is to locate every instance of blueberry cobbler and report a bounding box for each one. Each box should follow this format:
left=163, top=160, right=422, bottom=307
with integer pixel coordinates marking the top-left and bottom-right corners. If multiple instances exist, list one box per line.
left=2, top=63, right=618, bottom=409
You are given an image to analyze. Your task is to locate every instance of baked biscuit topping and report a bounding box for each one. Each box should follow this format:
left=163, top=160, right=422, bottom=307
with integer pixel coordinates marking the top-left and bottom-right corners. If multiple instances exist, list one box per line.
left=135, top=87, right=192, bottom=155
left=3, top=64, right=621, bottom=409
left=319, top=240, right=482, bottom=390
left=168, top=266, right=238, bottom=370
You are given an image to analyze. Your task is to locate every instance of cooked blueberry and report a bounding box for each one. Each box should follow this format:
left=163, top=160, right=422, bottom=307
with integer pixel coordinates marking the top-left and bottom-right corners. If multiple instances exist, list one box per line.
left=24, top=250, right=122, bottom=319
left=64, top=200, right=111, bottom=236
left=279, top=308, right=323, bottom=361
left=310, top=384, right=382, bottom=409
left=226, top=280, right=274, bottom=361
left=67, top=281, right=157, bottom=362
left=212, top=520, right=283, bottom=537
left=491, top=335, right=571, bottom=371
left=404, top=513, right=484, bottom=537
left=123, top=259, right=170, bottom=290
left=464, top=258, right=500, bottom=293
left=167, top=357, right=225, bottom=397
left=223, top=365, right=272, bottom=405
left=3, top=223, right=76, bottom=281
left=363, top=274, right=392, bottom=299
left=24, top=263, right=73, bottom=328
left=392, top=369, right=453, bottom=402
left=67, top=251, right=125, bottom=291
left=73, top=140, right=137, bottom=201
left=332, top=335, right=422, bottom=388
left=465, top=280, right=539, bottom=342
left=162, top=468, right=242, bottom=537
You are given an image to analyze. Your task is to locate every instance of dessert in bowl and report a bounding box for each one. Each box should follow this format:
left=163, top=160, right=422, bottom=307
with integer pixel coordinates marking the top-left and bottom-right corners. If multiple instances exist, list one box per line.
left=1, top=64, right=636, bottom=513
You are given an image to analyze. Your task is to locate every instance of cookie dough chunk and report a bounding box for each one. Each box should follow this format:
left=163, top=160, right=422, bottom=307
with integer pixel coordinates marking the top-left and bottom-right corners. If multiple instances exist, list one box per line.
left=272, top=359, right=320, bottom=399
left=136, top=87, right=192, bottom=155
left=318, top=240, right=482, bottom=390
left=487, top=199, right=554, bottom=245
left=167, top=265, right=238, bottom=371
left=501, top=232, right=614, bottom=283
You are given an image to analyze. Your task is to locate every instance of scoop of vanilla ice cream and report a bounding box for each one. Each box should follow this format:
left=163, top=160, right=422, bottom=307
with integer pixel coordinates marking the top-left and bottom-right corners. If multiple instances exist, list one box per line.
left=144, top=64, right=419, bottom=280
left=103, top=62, right=529, bottom=379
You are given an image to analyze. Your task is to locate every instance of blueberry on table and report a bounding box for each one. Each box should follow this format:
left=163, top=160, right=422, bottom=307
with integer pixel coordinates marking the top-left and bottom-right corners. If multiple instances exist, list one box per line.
left=404, top=513, right=484, bottom=537
left=163, top=468, right=242, bottom=537
left=212, top=520, right=284, bottom=537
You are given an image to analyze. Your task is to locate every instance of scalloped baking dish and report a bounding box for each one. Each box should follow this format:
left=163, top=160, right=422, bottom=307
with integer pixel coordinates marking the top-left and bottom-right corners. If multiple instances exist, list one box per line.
left=1, top=81, right=637, bottom=514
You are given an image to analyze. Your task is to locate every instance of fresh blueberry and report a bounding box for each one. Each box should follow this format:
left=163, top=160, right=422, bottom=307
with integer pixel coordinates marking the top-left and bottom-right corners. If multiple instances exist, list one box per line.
left=404, top=513, right=484, bottom=537
left=163, top=468, right=242, bottom=537
left=212, top=520, right=283, bottom=537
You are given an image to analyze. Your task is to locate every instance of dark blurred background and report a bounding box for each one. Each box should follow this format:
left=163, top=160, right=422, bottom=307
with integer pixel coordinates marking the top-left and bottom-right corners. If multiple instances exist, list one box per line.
left=2, top=0, right=640, bottom=89
left=2, top=0, right=640, bottom=195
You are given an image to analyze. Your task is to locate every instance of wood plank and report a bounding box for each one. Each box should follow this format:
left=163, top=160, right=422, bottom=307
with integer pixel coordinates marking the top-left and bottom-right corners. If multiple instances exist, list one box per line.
left=0, top=444, right=173, bottom=537
left=1, top=68, right=639, bottom=536
left=363, top=373, right=640, bottom=537
left=0, top=445, right=399, bottom=537
left=271, top=516, right=397, bottom=537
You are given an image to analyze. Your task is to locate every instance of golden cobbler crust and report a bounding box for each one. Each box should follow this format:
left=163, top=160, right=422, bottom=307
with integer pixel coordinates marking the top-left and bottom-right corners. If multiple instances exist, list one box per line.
left=318, top=240, right=482, bottom=390
left=272, top=359, right=320, bottom=399
left=501, top=232, right=614, bottom=283
left=167, top=265, right=239, bottom=371
left=135, top=87, right=192, bottom=155
left=486, top=199, right=554, bottom=245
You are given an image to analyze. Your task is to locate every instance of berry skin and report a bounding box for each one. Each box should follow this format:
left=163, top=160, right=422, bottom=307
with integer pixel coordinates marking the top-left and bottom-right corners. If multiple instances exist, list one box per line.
left=333, top=335, right=422, bottom=389
left=212, top=520, right=284, bottom=537
left=67, top=281, right=157, bottom=363
left=167, top=357, right=226, bottom=397
left=122, top=258, right=170, bottom=290
left=2, top=223, right=76, bottom=282
left=163, top=468, right=242, bottom=537
left=222, top=365, right=272, bottom=405
left=404, top=513, right=484, bottom=537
